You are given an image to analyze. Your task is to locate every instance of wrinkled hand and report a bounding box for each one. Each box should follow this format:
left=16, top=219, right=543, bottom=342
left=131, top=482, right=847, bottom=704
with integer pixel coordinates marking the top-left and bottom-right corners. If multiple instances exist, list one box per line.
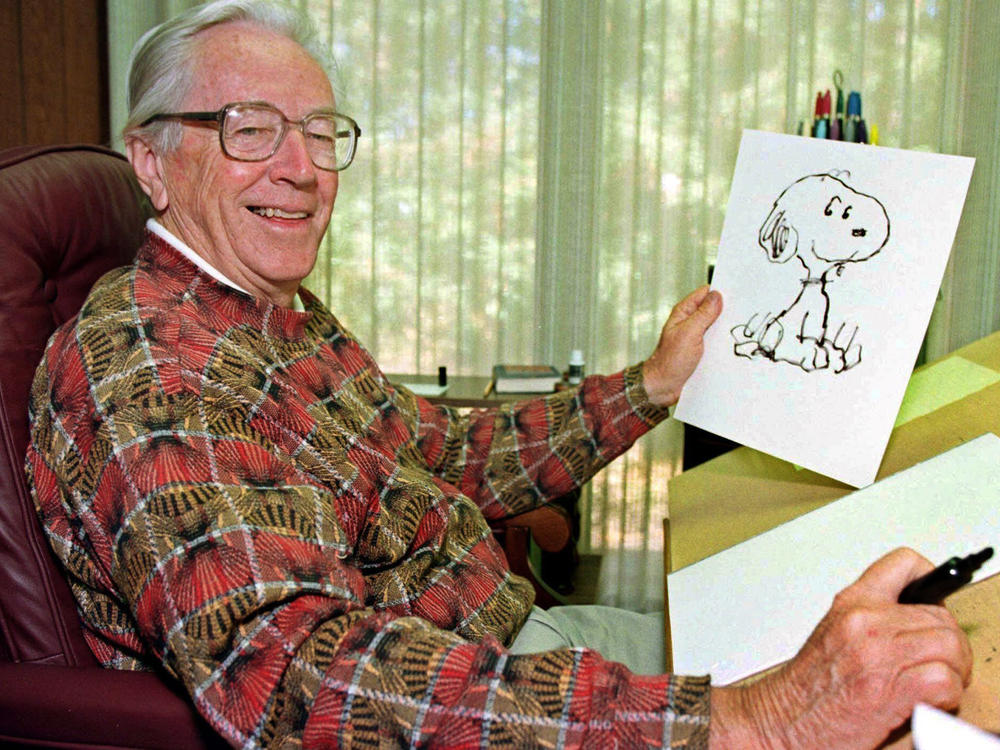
left=641, top=286, right=722, bottom=407
left=710, top=548, right=973, bottom=749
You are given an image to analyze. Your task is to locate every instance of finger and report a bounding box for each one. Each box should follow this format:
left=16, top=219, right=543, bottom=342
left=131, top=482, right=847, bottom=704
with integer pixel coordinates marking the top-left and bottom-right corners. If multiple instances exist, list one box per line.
left=890, top=622, right=974, bottom=685
left=851, top=547, right=936, bottom=603
left=693, top=289, right=723, bottom=327
left=679, top=284, right=712, bottom=310
left=896, top=660, right=967, bottom=713
left=667, top=288, right=722, bottom=332
left=666, top=285, right=711, bottom=324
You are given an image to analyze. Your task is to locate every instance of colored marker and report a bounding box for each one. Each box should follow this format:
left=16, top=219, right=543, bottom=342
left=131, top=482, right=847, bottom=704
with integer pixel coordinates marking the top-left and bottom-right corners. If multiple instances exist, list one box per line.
left=855, top=118, right=868, bottom=144
left=898, top=547, right=994, bottom=605
left=833, top=71, right=845, bottom=140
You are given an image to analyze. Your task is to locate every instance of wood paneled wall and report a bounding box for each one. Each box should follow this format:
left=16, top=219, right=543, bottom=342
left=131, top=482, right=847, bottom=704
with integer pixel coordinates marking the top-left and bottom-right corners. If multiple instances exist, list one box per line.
left=0, top=0, right=109, bottom=150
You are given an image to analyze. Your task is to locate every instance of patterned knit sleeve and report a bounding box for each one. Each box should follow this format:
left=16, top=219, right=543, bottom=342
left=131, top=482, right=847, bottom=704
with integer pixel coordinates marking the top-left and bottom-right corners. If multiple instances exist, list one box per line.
left=395, top=366, right=671, bottom=519
left=27, top=321, right=711, bottom=748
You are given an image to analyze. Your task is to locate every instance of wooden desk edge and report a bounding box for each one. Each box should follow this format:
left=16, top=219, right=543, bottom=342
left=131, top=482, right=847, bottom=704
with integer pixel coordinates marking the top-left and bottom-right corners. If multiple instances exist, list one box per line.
left=663, top=517, right=673, bottom=674
left=387, top=374, right=560, bottom=408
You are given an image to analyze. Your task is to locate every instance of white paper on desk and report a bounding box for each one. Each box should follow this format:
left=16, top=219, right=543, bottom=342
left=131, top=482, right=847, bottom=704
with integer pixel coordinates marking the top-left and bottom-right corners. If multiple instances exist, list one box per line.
left=912, top=704, right=1000, bottom=749
left=400, top=382, right=449, bottom=397
left=674, top=130, right=974, bottom=488
left=667, top=433, right=1000, bottom=685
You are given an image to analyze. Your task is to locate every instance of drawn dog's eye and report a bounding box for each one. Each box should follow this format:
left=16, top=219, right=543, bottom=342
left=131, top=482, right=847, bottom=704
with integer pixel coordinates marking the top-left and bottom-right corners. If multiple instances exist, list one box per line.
left=824, top=196, right=841, bottom=216
left=842, top=206, right=852, bottom=219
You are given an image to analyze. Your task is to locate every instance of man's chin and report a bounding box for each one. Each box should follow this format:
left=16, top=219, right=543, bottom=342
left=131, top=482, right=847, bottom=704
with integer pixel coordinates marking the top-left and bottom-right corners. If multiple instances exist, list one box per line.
left=261, top=253, right=319, bottom=285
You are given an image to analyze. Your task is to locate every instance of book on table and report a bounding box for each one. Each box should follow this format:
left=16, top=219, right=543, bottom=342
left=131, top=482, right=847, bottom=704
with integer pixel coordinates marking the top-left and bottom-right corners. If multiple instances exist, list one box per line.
left=492, top=364, right=563, bottom=393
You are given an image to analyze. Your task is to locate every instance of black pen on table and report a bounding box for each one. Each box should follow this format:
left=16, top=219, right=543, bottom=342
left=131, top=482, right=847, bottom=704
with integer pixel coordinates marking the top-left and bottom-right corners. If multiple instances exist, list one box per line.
left=898, top=547, right=994, bottom=605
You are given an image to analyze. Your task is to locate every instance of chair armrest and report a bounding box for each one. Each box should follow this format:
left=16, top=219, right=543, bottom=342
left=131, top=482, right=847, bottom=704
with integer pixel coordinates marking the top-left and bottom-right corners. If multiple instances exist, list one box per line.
left=490, top=505, right=574, bottom=608
left=490, top=504, right=572, bottom=552
left=0, top=661, right=225, bottom=749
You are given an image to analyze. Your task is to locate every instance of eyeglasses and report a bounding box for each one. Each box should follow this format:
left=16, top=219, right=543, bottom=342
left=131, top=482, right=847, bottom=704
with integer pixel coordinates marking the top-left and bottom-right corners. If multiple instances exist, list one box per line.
left=140, top=101, right=361, bottom=172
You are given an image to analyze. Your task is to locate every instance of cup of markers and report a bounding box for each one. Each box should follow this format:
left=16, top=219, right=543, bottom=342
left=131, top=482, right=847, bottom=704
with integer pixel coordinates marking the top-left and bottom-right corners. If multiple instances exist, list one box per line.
left=799, top=70, right=878, bottom=145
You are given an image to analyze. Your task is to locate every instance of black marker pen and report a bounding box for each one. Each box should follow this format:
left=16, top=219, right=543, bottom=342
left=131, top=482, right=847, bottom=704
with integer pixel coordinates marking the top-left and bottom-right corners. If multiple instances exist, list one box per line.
left=898, top=547, right=994, bottom=605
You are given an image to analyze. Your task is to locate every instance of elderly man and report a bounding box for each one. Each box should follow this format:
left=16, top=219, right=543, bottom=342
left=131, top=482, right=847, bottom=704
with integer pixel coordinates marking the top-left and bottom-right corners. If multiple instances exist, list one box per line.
left=26, top=1, right=971, bottom=747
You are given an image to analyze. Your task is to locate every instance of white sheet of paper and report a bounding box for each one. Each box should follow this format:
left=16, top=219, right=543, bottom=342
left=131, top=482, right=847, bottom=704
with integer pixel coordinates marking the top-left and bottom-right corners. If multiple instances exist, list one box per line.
left=667, top=433, right=1000, bottom=685
left=674, top=130, right=974, bottom=487
left=400, top=382, right=449, bottom=397
left=912, top=704, right=1000, bottom=750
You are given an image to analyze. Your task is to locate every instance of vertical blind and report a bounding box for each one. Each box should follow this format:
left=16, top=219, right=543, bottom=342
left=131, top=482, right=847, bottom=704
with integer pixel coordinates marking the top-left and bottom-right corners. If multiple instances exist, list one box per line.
left=109, top=0, right=1000, bottom=610
left=309, top=0, right=542, bottom=377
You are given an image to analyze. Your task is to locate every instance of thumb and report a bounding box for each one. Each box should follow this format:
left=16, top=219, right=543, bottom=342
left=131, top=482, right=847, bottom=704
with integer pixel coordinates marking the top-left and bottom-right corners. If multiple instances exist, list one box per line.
left=665, top=286, right=722, bottom=330
left=684, top=289, right=723, bottom=332
left=853, top=548, right=935, bottom=603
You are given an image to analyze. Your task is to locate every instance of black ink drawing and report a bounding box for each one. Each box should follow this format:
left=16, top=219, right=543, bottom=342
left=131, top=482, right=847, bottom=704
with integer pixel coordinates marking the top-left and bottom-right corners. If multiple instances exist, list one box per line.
left=731, top=172, right=890, bottom=373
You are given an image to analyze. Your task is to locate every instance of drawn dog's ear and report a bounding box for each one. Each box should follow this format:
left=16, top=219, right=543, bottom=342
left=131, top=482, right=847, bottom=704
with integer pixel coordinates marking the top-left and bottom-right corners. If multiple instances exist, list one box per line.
left=758, top=205, right=798, bottom=263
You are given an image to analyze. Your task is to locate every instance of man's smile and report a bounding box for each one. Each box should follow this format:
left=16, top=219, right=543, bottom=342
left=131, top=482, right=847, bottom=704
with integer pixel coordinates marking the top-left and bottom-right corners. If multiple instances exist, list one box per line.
left=248, top=206, right=310, bottom=219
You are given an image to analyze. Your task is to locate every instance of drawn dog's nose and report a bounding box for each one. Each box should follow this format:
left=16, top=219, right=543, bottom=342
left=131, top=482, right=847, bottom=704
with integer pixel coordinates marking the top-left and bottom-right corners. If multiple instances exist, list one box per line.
left=852, top=228, right=867, bottom=237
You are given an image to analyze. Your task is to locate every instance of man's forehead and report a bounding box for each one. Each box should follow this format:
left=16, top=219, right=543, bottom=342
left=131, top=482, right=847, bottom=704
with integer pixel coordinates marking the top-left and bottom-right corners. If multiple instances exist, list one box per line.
left=186, top=21, right=334, bottom=109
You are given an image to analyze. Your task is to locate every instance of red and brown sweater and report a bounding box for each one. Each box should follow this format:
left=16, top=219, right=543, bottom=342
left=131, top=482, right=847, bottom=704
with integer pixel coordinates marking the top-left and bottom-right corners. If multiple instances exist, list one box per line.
left=26, top=234, right=710, bottom=747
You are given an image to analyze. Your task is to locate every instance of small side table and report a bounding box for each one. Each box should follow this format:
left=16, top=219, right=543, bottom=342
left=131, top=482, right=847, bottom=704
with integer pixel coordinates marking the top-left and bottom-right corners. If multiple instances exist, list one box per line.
left=388, top=373, right=503, bottom=408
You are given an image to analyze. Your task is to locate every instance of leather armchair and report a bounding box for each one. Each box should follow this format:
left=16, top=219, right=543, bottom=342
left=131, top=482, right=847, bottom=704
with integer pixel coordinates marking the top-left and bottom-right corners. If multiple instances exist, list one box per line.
left=0, top=144, right=228, bottom=748
left=0, top=144, right=570, bottom=747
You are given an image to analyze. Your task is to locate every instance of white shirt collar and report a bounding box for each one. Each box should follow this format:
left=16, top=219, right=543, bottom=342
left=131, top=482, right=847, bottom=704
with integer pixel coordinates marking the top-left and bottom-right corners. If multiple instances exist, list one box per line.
left=146, top=219, right=252, bottom=296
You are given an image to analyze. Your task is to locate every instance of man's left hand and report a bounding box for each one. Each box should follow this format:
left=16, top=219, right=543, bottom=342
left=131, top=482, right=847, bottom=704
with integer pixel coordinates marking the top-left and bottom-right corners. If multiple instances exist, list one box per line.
left=641, top=285, right=722, bottom=408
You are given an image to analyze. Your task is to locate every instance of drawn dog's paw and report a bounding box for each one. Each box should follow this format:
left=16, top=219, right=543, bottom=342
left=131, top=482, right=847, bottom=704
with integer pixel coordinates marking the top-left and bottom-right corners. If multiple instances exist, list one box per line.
left=732, top=315, right=764, bottom=359
left=731, top=313, right=764, bottom=343
left=805, top=344, right=829, bottom=371
left=830, top=325, right=863, bottom=372
left=834, top=344, right=862, bottom=372
left=844, top=345, right=862, bottom=369
left=758, top=319, right=784, bottom=353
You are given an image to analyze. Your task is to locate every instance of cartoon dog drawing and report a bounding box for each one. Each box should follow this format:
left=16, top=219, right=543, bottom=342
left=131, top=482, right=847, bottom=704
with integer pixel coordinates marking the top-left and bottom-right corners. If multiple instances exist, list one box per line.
left=732, top=172, right=890, bottom=373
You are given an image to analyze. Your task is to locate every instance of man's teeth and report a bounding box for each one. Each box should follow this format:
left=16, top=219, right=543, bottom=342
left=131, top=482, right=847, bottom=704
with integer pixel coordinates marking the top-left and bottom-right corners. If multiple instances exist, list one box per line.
left=250, top=207, right=308, bottom=219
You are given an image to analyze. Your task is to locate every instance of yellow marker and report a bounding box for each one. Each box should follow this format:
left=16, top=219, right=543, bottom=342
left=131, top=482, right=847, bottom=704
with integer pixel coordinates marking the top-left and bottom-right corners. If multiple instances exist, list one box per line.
left=869, top=123, right=879, bottom=146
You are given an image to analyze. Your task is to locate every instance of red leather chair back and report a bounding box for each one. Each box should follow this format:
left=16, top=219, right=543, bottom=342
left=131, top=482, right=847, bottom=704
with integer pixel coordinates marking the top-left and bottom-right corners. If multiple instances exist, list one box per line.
left=0, top=144, right=148, bottom=666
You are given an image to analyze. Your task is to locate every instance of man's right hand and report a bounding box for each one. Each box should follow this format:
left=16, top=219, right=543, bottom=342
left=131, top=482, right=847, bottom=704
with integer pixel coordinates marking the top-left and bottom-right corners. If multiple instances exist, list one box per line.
left=708, top=547, right=973, bottom=749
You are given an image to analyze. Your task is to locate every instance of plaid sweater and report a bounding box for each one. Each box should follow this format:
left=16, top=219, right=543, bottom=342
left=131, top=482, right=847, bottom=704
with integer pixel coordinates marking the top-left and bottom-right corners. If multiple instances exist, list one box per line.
left=27, top=235, right=711, bottom=748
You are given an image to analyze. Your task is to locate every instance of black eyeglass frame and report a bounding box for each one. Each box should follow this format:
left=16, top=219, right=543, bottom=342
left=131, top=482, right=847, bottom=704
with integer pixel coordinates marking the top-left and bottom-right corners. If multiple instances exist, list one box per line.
left=139, top=101, right=362, bottom=172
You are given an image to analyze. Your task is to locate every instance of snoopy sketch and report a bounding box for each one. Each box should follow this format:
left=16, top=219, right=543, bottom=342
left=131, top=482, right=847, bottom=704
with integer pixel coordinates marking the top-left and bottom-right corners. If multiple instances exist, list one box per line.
left=731, top=172, right=890, bottom=373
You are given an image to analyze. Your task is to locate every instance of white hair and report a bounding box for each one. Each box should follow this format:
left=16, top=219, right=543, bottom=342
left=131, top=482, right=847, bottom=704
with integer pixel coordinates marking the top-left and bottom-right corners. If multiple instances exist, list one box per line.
left=124, top=0, right=340, bottom=151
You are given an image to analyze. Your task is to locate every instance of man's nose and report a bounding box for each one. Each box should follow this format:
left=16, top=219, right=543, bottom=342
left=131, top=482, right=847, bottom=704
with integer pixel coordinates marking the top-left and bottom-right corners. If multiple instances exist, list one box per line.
left=271, top=127, right=317, bottom=182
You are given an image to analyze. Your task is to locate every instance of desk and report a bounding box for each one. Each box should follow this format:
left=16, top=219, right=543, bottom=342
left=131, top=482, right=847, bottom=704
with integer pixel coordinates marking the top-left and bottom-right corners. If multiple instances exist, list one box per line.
left=388, top=373, right=573, bottom=408
left=387, top=373, right=501, bottom=408
left=665, top=330, right=1000, bottom=744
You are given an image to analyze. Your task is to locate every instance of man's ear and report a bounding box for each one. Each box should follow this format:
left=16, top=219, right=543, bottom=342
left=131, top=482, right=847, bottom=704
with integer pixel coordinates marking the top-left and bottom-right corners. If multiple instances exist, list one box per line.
left=125, top=135, right=170, bottom=213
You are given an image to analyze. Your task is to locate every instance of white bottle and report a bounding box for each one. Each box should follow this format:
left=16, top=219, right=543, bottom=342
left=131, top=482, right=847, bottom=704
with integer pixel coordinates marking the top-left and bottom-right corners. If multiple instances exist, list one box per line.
left=567, top=349, right=585, bottom=385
